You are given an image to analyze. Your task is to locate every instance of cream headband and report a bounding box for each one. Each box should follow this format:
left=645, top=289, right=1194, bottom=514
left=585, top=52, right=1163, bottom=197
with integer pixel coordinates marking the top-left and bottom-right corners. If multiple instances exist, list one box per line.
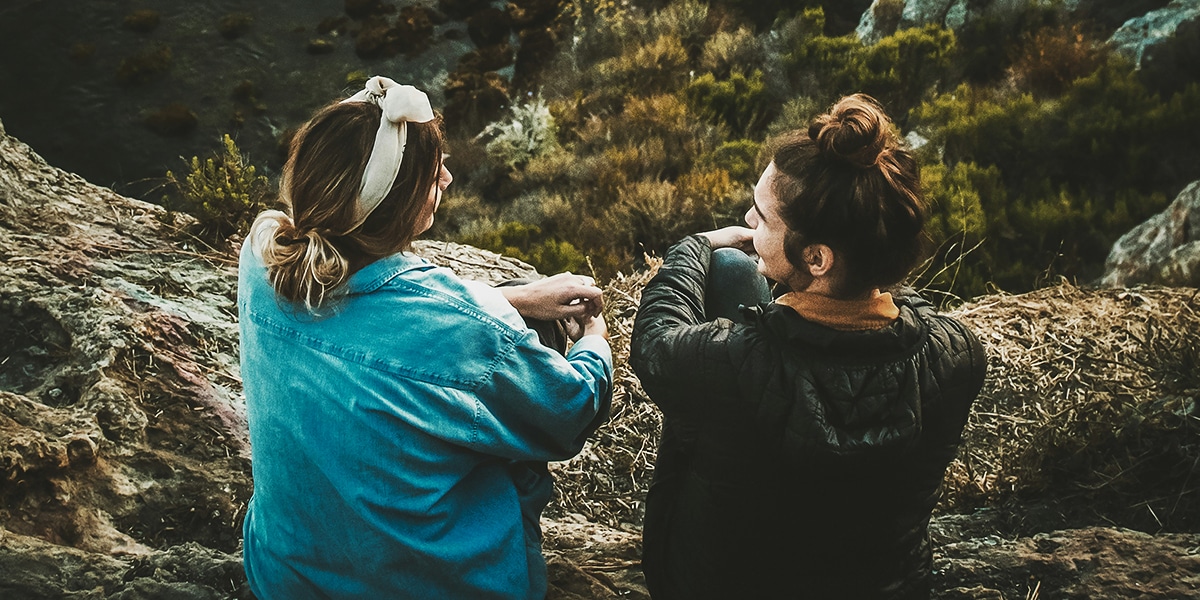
left=340, top=76, right=435, bottom=231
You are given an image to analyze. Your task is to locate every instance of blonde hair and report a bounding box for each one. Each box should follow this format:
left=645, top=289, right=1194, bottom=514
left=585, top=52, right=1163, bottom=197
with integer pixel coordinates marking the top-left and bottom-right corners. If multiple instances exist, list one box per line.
left=252, top=100, right=445, bottom=312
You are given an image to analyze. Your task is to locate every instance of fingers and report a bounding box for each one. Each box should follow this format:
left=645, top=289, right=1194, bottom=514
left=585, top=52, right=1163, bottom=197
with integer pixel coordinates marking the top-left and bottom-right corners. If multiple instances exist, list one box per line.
left=559, top=297, right=601, bottom=320
left=579, top=313, right=608, bottom=339
left=549, top=272, right=604, bottom=313
left=502, top=271, right=607, bottom=322
left=700, top=226, right=754, bottom=249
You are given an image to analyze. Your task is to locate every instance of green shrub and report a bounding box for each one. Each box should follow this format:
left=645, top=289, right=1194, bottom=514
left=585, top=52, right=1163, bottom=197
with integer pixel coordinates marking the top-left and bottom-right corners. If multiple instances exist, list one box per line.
left=527, top=239, right=587, bottom=274
left=911, top=84, right=1043, bottom=180
left=700, top=27, right=763, bottom=78
left=561, top=0, right=638, bottom=65
left=648, top=0, right=710, bottom=57
left=685, top=70, right=773, bottom=134
left=915, top=160, right=1000, bottom=299
left=165, top=134, right=271, bottom=241
left=786, top=23, right=955, bottom=120
left=765, top=96, right=822, bottom=138
left=709, top=0, right=823, bottom=31
left=458, top=221, right=586, bottom=274
left=700, top=139, right=762, bottom=183
left=595, top=34, right=689, bottom=99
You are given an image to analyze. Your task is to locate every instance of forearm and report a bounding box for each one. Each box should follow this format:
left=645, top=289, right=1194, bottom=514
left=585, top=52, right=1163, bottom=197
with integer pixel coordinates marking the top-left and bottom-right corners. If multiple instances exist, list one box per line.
left=635, top=235, right=713, bottom=333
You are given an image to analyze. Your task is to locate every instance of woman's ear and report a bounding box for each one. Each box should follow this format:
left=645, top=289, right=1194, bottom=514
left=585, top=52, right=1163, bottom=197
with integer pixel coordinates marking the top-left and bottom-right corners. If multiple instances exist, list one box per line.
left=804, top=244, right=835, bottom=278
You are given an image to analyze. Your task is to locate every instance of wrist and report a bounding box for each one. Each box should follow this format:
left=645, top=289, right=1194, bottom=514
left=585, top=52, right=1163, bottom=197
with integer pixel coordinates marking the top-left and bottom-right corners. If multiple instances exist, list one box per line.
left=499, top=285, right=526, bottom=311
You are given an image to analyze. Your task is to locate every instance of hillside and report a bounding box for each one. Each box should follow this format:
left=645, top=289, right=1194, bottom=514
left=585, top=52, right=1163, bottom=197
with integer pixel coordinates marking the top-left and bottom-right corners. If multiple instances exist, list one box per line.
left=2, top=120, right=1199, bottom=599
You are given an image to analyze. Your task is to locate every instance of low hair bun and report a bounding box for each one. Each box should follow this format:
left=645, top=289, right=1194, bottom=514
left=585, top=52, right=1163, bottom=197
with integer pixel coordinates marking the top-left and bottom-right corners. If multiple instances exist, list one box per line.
left=251, top=210, right=351, bottom=312
left=808, top=94, right=893, bottom=169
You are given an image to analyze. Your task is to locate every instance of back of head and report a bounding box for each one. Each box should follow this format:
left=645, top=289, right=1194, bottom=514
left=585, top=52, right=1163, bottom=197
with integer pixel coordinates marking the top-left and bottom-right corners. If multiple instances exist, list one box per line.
left=771, top=94, right=926, bottom=296
left=251, top=98, right=445, bottom=312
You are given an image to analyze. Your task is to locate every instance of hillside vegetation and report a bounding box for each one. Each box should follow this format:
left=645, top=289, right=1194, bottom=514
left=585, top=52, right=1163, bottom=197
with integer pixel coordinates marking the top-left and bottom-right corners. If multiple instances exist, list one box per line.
left=415, top=0, right=1200, bottom=301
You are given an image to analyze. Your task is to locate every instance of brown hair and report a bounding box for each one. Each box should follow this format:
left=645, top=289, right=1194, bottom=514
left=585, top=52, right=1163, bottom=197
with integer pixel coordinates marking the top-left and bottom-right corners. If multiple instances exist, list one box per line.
left=252, top=100, right=445, bottom=311
left=771, top=94, right=926, bottom=297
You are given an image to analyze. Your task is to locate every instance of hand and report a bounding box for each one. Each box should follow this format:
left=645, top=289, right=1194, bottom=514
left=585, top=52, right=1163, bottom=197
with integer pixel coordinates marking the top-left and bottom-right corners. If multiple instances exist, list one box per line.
left=565, top=313, right=608, bottom=341
left=500, top=272, right=604, bottom=322
left=699, top=226, right=755, bottom=253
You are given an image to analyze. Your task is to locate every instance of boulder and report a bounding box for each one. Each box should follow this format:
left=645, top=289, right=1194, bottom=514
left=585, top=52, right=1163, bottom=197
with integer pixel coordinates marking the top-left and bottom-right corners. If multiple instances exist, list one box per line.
left=1108, top=0, right=1200, bottom=68
left=1100, top=180, right=1200, bottom=287
left=856, top=0, right=1038, bottom=44
left=933, top=525, right=1200, bottom=599
left=854, top=0, right=1185, bottom=50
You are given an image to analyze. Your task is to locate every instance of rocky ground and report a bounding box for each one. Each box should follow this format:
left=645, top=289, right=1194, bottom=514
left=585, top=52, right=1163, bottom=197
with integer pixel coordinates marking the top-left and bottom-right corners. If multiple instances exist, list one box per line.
left=2, top=119, right=1199, bottom=599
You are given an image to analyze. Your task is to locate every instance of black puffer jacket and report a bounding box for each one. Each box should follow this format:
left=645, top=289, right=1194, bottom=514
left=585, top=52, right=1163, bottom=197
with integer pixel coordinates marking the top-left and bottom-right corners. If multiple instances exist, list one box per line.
left=630, top=236, right=987, bottom=600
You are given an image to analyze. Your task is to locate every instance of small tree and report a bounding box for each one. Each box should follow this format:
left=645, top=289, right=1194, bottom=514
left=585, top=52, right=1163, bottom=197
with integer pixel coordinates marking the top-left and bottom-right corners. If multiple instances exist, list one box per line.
left=165, top=134, right=271, bottom=241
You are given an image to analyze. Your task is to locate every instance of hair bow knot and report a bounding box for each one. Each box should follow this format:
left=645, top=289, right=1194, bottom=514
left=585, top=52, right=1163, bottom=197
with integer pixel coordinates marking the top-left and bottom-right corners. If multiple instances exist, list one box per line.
left=340, top=76, right=434, bottom=230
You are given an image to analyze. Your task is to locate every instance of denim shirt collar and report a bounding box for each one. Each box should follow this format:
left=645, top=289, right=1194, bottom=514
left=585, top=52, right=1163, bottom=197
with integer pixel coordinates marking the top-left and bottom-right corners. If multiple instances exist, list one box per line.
left=347, top=251, right=434, bottom=295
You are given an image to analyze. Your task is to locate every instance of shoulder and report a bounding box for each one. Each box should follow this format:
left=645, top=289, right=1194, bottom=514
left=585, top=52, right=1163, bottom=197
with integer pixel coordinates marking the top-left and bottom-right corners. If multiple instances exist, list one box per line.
left=242, top=255, right=526, bottom=390
left=909, top=304, right=988, bottom=404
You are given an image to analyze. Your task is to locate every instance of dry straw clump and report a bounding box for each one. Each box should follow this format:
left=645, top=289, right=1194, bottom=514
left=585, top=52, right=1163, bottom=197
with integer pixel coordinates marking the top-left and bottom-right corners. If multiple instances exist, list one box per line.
left=943, top=283, right=1200, bottom=530
left=547, top=257, right=664, bottom=529
left=547, top=270, right=1200, bottom=533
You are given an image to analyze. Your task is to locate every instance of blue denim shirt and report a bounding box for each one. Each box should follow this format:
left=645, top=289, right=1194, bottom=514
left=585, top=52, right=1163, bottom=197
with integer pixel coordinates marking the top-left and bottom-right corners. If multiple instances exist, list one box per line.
left=237, top=239, right=613, bottom=600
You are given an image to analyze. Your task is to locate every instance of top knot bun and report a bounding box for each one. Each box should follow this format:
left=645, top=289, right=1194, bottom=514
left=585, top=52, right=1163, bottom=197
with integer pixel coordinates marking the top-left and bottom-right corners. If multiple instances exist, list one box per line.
left=807, top=94, right=895, bottom=169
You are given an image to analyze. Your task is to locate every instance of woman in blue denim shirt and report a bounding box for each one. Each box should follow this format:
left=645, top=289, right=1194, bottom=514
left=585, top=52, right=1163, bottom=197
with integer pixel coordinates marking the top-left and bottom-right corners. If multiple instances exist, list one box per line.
left=238, top=76, right=613, bottom=599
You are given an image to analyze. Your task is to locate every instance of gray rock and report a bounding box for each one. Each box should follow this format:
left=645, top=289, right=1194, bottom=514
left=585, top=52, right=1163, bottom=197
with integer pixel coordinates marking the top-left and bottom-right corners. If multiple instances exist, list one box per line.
left=1109, top=0, right=1200, bottom=67
left=854, top=0, right=1195, bottom=61
left=1100, top=180, right=1200, bottom=287
left=856, top=0, right=1045, bottom=44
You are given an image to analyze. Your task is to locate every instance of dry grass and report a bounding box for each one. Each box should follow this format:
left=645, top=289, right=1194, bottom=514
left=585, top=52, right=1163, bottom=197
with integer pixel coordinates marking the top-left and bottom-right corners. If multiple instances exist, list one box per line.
left=547, top=274, right=1200, bottom=533
left=943, top=283, right=1200, bottom=530
left=547, top=257, right=663, bottom=528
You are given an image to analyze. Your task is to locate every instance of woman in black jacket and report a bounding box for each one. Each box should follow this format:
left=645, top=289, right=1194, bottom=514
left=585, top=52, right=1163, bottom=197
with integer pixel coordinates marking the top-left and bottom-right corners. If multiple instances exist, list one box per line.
left=630, top=94, right=987, bottom=600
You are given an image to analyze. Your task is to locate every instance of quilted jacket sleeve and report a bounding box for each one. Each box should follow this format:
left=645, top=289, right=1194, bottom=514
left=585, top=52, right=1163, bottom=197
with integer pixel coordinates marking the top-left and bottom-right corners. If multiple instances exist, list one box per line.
left=630, top=235, right=744, bottom=417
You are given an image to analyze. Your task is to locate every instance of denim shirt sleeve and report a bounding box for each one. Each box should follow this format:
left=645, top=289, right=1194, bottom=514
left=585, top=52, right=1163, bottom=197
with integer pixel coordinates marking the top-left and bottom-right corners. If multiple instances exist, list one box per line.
left=461, top=283, right=614, bottom=462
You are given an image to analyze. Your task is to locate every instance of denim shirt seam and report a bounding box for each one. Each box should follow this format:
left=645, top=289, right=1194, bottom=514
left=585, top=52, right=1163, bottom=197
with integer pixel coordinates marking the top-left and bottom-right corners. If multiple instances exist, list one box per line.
left=469, top=325, right=520, bottom=447
left=243, top=307, right=478, bottom=389
left=352, top=253, right=433, bottom=294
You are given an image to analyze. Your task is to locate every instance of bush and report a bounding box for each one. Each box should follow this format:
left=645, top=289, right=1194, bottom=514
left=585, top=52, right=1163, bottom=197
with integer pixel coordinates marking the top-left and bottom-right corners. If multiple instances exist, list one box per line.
left=648, top=0, right=710, bottom=57
left=700, top=27, right=763, bottom=78
left=910, top=67, right=1186, bottom=292
left=685, top=69, right=773, bottom=134
left=144, top=103, right=198, bottom=137
left=561, top=0, right=638, bottom=66
left=165, top=135, right=271, bottom=241
left=1010, top=22, right=1106, bottom=97
left=476, top=97, right=560, bottom=170
left=218, top=13, right=254, bottom=40
left=459, top=221, right=587, bottom=274
left=914, top=160, right=999, bottom=299
left=699, top=138, right=761, bottom=184
left=123, top=10, right=161, bottom=33
left=765, top=96, right=822, bottom=138
left=116, top=44, right=173, bottom=86
left=786, top=23, right=955, bottom=121
left=595, top=34, right=689, bottom=100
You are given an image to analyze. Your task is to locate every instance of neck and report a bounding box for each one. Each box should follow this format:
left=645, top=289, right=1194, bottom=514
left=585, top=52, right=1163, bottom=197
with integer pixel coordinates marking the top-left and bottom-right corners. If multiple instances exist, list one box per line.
left=783, top=274, right=872, bottom=301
